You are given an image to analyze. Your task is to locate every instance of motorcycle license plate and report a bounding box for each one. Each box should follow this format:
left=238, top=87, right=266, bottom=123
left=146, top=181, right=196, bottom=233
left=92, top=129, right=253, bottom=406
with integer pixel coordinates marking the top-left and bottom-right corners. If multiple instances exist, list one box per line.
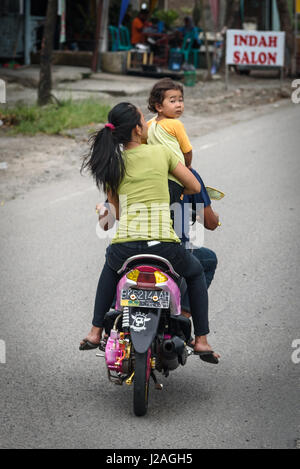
left=120, top=289, right=170, bottom=309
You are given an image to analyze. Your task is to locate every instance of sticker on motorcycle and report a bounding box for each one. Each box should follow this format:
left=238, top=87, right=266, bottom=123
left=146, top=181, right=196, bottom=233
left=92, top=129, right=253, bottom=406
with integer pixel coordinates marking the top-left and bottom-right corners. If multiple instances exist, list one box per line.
left=130, top=312, right=151, bottom=332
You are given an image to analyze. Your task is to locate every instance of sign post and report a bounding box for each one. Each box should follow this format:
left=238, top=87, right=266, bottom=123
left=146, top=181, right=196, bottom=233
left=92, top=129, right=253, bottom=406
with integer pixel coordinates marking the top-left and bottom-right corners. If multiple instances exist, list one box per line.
left=225, top=30, right=285, bottom=89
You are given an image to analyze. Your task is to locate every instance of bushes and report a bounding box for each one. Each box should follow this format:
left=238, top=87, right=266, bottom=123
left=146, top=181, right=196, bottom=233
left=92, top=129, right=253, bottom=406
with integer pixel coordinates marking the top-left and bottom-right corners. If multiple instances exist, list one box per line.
left=0, top=99, right=110, bottom=135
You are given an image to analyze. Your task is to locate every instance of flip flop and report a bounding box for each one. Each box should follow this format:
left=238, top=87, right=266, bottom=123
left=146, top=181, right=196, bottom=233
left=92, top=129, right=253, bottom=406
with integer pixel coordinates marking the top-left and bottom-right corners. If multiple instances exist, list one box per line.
left=99, top=335, right=108, bottom=352
left=187, top=338, right=195, bottom=348
left=79, top=339, right=100, bottom=351
left=193, top=350, right=219, bottom=364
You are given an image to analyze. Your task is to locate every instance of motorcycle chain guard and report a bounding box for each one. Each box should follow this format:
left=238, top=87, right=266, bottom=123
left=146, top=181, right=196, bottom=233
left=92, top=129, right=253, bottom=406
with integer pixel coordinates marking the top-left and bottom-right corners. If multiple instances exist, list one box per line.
left=129, top=307, right=162, bottom=354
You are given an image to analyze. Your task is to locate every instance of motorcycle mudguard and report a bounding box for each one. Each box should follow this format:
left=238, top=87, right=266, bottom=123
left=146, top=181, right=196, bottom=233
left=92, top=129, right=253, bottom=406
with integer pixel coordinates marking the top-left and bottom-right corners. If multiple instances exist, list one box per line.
left=129, top=307, right=162, bottom=354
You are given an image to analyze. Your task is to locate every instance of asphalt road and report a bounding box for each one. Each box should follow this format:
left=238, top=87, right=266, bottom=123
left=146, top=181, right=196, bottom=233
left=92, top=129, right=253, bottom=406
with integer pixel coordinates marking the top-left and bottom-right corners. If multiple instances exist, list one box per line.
left=0, top=100, right=299, bottom=449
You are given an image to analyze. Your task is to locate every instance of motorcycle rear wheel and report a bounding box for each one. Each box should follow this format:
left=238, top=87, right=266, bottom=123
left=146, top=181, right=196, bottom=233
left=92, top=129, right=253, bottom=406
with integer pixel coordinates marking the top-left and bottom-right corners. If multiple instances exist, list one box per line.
left=133, top=348, right=151, bottom=417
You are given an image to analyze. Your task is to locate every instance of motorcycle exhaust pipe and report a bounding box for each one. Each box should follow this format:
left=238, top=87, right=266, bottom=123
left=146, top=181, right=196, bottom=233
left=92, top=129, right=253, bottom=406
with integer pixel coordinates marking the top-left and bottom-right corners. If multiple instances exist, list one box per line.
left=162, top=336, right=185, bottom=357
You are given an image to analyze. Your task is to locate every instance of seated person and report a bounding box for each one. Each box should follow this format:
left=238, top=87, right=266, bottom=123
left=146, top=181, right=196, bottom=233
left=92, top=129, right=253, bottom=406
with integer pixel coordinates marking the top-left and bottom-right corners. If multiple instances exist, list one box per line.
left=131, top=6, right=149, bottom=45
left=179, top=170, right=219, bottom=319
left=178, top=16, right=201, bottom=49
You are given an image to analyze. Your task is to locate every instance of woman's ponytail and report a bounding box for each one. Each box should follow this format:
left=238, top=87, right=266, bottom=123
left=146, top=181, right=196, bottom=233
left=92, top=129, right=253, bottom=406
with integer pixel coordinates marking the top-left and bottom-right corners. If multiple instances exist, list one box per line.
left=81, top=102, right=142, bottom=196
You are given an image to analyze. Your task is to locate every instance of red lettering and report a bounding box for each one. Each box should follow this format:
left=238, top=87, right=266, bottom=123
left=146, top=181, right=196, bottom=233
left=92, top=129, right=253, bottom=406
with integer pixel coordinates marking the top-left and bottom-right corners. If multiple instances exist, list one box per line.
left=268, top=52, right=277, bottom=65
left=240, top=35, right=247, bottom=46
left=258, top=52, right=267, bottom=64
left=249, top=35, right=257, bottom=47
left=234, top=35, right=239, bottom=46
left=258, top=36, right=267, bottom=47
left=268, top=36, right=278, bottom=48
left=250, top=52, right=258, bottom=64
left=233, top=51, right=241, bottom=64
left=241, top=51, right=250, bottom=64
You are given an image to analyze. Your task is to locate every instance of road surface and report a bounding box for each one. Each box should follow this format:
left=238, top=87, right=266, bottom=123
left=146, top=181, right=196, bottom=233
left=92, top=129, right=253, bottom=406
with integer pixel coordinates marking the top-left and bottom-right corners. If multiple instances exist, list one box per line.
left=0, top=100, right=299, bottom=449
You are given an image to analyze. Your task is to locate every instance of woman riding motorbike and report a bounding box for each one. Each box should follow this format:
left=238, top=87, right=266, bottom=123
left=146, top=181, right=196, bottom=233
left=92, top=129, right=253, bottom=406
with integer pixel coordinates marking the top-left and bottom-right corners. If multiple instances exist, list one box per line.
left=79, top=102, right=220, bottom=363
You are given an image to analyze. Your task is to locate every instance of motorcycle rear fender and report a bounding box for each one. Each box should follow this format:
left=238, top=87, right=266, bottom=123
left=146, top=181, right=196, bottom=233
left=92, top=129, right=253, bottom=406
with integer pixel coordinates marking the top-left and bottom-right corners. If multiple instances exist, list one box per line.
left=116, top=274, right=181, bottom=315
left=129, top=307, right=162, bottom=354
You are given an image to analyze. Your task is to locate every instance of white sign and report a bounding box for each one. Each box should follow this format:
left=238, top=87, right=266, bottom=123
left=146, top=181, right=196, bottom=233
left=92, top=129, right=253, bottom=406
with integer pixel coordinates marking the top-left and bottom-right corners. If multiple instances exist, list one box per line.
left=226, top=30, right=285, bottom=67
left=0, top=79, right=6, bottom=103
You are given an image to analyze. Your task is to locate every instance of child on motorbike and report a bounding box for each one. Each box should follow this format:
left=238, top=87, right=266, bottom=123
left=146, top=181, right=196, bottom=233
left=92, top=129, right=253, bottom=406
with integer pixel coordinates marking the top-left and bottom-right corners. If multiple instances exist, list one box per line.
left=79, top=102, right=220, bottom=363
left=147, top=78, right=192, bottom=206
left=147, top=79, right=220, bottom=315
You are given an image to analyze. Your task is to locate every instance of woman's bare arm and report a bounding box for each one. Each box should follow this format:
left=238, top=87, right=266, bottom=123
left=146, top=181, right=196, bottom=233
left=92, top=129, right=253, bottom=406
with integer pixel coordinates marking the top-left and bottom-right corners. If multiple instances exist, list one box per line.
left=171, top=161, right=200, bottom=194
left=107, top=191, right=120, bottom=220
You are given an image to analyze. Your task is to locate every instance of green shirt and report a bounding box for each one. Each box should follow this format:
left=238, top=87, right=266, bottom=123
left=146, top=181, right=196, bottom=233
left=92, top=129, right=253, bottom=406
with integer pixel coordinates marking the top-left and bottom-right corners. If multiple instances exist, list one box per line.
left=112, top=144, right=180, bottom=244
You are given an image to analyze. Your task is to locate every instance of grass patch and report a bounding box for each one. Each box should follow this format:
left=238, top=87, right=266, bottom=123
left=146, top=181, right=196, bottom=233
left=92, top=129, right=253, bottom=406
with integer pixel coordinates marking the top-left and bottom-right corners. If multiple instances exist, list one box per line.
left=0, top=99, right=111, bottom=135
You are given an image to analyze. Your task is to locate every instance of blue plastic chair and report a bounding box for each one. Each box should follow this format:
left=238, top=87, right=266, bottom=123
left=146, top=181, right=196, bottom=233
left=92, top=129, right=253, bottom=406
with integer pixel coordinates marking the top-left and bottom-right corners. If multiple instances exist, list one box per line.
left=170, top=31, right=194, bottom=64
left=190, top=28, right=203, bottom=68
left=118, top=25, right=132, bottom=51
left=108, top=25, right=119, bottom=51
left=108, top=25, right=132, bottom=52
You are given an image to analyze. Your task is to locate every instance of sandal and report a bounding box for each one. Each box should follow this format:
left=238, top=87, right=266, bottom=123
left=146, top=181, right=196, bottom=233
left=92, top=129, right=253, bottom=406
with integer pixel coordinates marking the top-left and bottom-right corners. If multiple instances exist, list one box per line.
left=187, top=339, right=219, bottom=364
left=79, top=339, right=100, bottom=351
left=193, top=350, right=219, bottom=364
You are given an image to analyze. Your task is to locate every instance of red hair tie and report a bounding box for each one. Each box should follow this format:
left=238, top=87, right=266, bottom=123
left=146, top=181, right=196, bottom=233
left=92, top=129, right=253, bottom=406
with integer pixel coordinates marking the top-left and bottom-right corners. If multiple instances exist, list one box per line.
left=105, top=123, right=115, bottom=131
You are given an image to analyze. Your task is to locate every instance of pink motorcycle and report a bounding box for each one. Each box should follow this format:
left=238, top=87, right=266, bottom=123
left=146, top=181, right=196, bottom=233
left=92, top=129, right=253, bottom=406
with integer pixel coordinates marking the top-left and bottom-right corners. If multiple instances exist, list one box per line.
left=100, top=254, right=192, bottom=417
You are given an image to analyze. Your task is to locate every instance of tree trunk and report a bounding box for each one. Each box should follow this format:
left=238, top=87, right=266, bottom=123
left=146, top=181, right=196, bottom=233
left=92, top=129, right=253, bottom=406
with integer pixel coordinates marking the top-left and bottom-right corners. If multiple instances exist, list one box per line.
left=276, top=0, right=295, bottom=75
left=225, top=0, right=241, bottom=30
left=200, top=0, right=212, bottom=80
left=220, top=0, right=241, bottom=71
left=193, top=0, right=202, bottom=27
left=38, top=0, right=58, bottom=106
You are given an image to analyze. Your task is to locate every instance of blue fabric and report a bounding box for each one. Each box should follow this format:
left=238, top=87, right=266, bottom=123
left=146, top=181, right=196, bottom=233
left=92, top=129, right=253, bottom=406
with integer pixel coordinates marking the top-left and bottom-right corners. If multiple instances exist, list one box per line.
left=118, top=0, right=130, bottom=26
left=178, top=26, right=201, bottom=46
left=181, top=169, right=211, bottom=243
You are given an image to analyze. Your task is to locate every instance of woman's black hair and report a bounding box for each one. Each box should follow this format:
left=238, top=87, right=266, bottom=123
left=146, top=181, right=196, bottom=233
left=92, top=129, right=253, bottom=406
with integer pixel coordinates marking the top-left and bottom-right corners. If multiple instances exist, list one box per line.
left=81, top=102, right=142, bottom=196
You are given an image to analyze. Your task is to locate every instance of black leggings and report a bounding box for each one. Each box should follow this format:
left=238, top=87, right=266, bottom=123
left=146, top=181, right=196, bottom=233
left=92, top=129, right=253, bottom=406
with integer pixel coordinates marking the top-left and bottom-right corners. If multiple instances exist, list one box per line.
left=92, top=241, right=209, bottom=336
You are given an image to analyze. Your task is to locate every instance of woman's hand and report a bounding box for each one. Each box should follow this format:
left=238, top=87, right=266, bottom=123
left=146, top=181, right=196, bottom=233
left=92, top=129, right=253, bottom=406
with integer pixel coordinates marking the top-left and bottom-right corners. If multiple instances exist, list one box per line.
left=96, top=202, right=118, bottom=231
left=96, top=203, right=109, bottom=231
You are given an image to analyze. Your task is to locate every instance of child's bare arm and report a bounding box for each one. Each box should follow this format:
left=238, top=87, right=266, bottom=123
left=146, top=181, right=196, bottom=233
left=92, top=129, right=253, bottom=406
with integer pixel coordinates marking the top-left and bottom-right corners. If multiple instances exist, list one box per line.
left=183, top=150, right=192, bottom=168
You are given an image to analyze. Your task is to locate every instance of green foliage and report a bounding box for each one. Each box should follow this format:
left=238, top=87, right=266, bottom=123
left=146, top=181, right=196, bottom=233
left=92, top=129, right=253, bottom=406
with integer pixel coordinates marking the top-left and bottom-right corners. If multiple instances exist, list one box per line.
left=0, top=99, right=111, bottom=135
left=152, top=9, right=179, bottom=29
left=180, top=7, right=193, bottom=16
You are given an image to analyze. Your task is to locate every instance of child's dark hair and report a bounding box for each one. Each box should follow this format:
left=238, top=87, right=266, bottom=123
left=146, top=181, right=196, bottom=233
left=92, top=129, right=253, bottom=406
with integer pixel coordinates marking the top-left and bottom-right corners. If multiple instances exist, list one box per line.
left=81, top=102, right=142, bottom=196
left=148, top=78, right=184, bottom=114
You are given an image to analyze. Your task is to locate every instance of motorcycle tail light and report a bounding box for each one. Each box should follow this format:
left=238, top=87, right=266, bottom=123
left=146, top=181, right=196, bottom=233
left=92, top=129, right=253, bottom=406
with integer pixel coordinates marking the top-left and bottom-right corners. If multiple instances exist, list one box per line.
left=126, top=268, right=168, bottom=285
left=137, top=272, right=156, bottom=285
left=126, top=269, right=140, bottom=282
left=154, top=271, right=168, bottom=284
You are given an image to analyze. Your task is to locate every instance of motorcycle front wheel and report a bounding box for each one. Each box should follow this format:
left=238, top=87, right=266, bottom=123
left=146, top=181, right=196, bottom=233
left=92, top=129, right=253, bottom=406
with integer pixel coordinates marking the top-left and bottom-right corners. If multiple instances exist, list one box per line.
left=133, top=348, right=151, bottom=417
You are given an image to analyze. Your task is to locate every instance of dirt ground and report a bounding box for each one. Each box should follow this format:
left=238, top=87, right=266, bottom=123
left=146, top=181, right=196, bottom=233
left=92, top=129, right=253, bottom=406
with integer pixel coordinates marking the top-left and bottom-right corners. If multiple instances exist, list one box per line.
left=0, top=71, right=292, bottom=202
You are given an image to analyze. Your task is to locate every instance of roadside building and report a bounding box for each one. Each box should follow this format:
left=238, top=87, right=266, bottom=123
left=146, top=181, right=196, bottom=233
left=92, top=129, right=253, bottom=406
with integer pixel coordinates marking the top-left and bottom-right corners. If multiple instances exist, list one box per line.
left=0, top=0, right=297, bottom=73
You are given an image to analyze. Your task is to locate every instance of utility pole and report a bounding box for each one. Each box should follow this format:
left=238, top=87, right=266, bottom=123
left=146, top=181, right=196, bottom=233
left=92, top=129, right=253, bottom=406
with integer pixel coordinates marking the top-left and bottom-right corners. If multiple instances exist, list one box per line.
left=38, top=0, right=58, bottom=105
